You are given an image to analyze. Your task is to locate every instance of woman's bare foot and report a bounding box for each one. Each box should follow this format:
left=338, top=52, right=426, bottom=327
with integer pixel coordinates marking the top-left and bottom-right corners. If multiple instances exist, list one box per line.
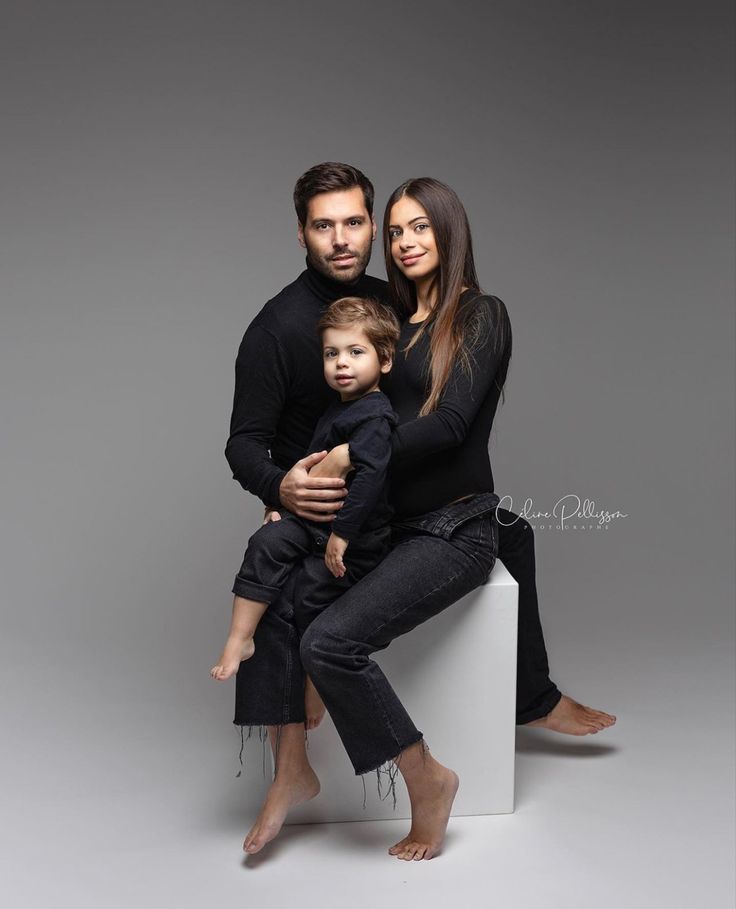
left=304, top=676, right=326, bottom=730
left=526, top=694, right=616, bottom=735
left=210, top=635, right=255, bottom=681
left=243, top=754, right=320, bottom=854
left=389, top=743, right=459, bottom=861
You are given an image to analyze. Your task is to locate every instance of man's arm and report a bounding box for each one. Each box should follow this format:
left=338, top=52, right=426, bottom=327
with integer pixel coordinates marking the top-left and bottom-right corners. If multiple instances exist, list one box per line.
left=226, top=320, right=348, bottom=518
left=225, top=323, right=290, bottom=507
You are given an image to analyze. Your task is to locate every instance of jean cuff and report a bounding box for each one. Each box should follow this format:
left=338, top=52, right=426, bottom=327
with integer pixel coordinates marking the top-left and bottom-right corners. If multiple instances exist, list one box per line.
left=231, top=577, right=281, bottom=603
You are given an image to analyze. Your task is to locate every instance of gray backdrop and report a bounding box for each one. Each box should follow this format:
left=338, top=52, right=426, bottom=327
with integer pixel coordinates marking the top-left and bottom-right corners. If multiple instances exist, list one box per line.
left=1, top=1, right=733, bottom=905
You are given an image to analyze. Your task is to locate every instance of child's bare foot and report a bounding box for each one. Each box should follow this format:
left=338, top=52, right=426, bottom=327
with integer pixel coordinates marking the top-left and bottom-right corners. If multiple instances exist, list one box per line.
left=304, top=676, right=326, bottom=730
left=389, top=759, right=459, bottom=861
left=243, top=765, right=320, bottom=854
left=210, top=635, right=255, bottom=681
left=526, top=694, right=616, bottom=735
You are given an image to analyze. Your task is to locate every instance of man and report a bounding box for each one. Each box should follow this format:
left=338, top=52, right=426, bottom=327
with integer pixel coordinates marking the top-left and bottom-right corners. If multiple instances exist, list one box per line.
left=224, top=162, right=615, bottom=855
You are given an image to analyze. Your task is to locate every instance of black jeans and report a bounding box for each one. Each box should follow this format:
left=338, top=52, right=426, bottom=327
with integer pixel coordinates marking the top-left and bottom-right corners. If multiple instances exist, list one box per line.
left=233, top=506, right=560, bottom=744
left=495, top=508, right=562, bottom=723
left=232, top=512, right=390, bottom=636
left=234, top=493, right=501, bottom=775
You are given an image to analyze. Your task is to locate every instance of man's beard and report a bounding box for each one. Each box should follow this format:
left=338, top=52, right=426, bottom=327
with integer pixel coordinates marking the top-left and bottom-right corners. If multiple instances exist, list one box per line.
left=305, top=241, right=373, bottom=284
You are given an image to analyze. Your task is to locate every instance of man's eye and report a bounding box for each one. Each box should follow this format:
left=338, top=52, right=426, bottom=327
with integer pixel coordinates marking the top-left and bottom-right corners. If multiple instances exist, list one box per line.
left=349, top=219, right=363, bottom=226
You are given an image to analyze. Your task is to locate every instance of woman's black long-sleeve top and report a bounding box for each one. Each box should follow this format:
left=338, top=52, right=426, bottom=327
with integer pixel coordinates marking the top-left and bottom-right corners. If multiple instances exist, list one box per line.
left=382, top=290, right=512, bottom=519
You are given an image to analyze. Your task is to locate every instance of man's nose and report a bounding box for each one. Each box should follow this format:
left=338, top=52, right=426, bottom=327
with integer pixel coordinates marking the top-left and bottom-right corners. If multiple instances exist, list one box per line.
left=333, top=225, right=348, bottom=248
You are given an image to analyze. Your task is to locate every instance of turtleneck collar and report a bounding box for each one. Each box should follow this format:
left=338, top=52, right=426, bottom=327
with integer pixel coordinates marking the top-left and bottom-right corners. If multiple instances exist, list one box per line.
left=301, top=257, right=378, bottom=306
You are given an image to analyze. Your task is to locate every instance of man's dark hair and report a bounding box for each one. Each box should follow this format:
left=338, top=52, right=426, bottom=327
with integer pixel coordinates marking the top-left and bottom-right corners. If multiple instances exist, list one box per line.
left=293, top=162, right=374, bottom=226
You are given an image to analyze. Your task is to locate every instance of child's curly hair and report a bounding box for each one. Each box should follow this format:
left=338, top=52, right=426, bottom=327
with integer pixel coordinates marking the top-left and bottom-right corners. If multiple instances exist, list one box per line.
left=317, top=297, right=401, bottom=367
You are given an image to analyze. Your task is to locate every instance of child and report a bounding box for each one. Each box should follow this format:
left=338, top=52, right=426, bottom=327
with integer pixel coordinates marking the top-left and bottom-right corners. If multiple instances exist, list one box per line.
left=210, top=297, right=400, bottom=713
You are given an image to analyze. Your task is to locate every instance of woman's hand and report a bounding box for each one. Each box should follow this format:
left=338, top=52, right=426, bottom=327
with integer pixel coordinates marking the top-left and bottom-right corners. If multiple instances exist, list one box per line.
left=279, top=450, right=348, bottom=522
left=325, top=531, right=349, bottom=579
left=309, top=443, right=353, bottom=480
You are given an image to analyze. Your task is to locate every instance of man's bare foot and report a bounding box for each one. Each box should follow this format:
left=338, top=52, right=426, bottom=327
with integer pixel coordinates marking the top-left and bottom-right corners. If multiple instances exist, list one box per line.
left=243, top=766, right=320, bottom=854
left=209, top=635, right=255, bottom=681
left=526, top=694, right=616, bottom=735
left=304, top=676, right=326, bottom=730
left=389, top=751, right=459, bottom=861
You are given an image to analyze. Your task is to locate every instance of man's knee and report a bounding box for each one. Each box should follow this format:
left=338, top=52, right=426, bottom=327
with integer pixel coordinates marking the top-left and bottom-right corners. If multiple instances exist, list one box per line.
left=497, top=509, right=535, bottom=558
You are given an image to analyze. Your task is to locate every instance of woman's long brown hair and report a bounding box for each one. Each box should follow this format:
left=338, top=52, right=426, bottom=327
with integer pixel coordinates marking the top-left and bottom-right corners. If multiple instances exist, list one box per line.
left=383, top=177, right=503, bottom=416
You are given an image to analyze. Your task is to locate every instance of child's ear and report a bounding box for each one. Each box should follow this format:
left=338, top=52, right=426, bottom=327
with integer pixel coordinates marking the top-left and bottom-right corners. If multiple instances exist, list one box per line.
left=380, top=357, right=393, bottom=374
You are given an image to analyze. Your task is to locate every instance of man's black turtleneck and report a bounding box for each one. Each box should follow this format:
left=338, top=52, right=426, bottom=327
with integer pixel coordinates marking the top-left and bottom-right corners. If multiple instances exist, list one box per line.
left=225, top=260, right=389, bottom=506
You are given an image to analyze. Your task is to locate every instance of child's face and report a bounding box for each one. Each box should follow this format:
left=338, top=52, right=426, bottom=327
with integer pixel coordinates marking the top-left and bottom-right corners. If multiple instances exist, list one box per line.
left=322, top=325, right=392, bottom=401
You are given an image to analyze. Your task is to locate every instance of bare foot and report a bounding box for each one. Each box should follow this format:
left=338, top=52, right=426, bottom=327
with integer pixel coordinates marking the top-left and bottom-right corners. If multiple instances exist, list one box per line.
left=389, top=757, right=459, bottom=861
left=209, top=635, right=255, bottom=681
left=304, top=676, right=326, bottom=730
left=243, top=766, right=320, bottom=854
left=526, top=694, right=616, bottom=735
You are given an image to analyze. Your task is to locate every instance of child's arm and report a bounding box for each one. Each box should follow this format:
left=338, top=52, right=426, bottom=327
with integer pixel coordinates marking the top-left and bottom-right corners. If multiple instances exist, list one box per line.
left=329, top=415, right=393, bottom=543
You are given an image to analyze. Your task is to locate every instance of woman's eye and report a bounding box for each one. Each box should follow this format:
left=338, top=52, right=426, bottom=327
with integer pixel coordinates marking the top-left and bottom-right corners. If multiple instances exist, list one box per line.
left=415, top=223, right=429, bottom=232
left=389, top=229, right=401, bottom=239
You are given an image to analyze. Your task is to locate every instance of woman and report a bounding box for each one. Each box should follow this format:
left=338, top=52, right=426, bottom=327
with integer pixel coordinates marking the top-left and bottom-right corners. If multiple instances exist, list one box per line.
left=242, top=177, right=514, bottom=861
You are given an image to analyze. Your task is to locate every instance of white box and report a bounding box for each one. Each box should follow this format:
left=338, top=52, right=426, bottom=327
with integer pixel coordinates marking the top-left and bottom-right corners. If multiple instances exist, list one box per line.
left=283, top=559, right=519, bottom=823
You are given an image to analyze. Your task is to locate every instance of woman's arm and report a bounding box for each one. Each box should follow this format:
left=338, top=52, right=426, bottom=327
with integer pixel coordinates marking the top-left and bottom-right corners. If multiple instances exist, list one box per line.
left=391, top=296, right=511, bottom=468
left=308, top=443, right=352, bottom=479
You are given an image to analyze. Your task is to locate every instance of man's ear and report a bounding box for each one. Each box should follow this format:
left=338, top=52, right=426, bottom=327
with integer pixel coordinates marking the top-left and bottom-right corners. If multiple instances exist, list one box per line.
left=371, top=217, right=377, bottom=241
left=297, top=221, right=306, bottom=248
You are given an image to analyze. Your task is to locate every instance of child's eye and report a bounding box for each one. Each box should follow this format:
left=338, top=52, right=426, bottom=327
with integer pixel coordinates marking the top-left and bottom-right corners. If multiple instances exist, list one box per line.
left=324, top=351, right=336, bottom=358
left=351, top=349, right=364, bottom=356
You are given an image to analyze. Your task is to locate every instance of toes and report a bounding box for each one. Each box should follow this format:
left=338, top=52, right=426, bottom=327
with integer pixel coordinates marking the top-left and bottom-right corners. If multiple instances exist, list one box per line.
left=399, top=844, right=419, bottom=861
left=389, top=837, right=410, bottom=855
left=413, top=845, right=428, bottom=860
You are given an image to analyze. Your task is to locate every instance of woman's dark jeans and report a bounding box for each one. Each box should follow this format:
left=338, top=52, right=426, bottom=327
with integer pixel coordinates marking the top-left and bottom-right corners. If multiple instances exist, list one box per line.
left=235, top=493, right=495, bottom=775
left=233, top=501, right=562, bottom=774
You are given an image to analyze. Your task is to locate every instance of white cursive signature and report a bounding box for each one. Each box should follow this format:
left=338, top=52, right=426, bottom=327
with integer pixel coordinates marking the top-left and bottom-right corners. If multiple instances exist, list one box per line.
left=496, top=495, right=628, bottom=528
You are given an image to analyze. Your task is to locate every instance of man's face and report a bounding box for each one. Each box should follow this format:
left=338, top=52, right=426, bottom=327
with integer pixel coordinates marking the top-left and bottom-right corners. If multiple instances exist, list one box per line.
left=298, top=187, right=376, bottom=283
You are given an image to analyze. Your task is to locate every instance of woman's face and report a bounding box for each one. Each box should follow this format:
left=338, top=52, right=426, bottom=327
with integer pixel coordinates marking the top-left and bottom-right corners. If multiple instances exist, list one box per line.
left=387, top=196, right=440, bottom=283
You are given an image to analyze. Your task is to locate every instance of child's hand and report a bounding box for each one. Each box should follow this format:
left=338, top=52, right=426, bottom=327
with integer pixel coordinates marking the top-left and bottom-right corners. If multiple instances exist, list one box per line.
left=262, top=508, right=282, bottom=525
left=325, top=532, right=349, bottom=579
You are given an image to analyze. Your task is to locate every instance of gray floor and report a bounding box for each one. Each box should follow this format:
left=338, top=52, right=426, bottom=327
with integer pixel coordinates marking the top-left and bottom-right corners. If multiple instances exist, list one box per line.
left=5, top=625, right=733, bottom=909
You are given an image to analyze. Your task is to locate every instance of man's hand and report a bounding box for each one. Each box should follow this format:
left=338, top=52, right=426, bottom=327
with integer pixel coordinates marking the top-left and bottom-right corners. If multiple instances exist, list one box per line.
left=325, top=532, right=349, bottom=579
left=262, top=508, right=282, bottom=525
left=279, top=448, right=351, bottom=523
